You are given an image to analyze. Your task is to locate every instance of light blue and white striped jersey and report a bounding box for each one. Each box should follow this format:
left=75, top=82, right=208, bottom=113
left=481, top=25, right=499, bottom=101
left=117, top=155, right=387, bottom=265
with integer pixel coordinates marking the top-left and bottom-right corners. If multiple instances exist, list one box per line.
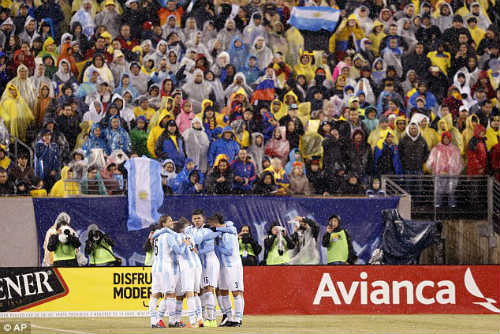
left=151, top=229, right=182, bottom=274
left=184, top=226, right=202, bottom=269
left=185, top=225, right=221, bottom=267
left=215, top=232, right=242, bottom=268
left=176, top=232, right=197, bottom=272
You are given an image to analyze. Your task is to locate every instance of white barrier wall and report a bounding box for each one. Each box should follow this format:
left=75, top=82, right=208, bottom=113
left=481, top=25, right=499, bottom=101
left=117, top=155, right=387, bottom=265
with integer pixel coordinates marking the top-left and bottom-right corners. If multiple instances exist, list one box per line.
left=0, top=197, right=39, bottom=266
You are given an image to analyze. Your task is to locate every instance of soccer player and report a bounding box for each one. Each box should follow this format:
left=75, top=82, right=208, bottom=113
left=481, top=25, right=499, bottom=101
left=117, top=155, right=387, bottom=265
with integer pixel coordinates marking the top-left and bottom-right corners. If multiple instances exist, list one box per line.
left=172, top=219, right=201, bottom=328
left=186, top=209, right=222, bottom=327
left=148, top=215, right=183, bottom=328
left=209, top=214, right=245, bottom=327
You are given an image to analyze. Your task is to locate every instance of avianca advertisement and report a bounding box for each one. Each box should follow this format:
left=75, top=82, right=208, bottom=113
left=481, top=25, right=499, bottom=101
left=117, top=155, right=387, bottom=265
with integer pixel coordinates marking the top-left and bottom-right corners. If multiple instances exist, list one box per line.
left=0, top=266, right=498, bottom=315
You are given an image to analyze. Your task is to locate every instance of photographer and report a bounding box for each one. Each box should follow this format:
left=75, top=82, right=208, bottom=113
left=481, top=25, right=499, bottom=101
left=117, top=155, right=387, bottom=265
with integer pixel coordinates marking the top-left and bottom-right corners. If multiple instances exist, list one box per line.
left=322, top=215, right=356, bottom=265
left=85, top=225, right=119, bottom=266
left=289, top=217, right=320, bottom=265
left=238, top=225, right=262, bottom=266
left=262, top=221, right=295, bottom=265
left=47, top=217, right=81, bottom=267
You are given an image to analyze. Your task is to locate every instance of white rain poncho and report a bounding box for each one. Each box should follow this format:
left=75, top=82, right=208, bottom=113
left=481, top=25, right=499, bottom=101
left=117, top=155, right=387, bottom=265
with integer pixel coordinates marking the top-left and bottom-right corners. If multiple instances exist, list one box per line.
left=181, top=69, right=213, bottom=114
left=183, top=117, right=210, bottom=173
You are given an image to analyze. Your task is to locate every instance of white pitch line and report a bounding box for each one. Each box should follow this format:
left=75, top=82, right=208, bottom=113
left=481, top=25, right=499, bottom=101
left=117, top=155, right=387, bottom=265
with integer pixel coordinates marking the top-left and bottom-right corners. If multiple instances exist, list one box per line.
left=31, top=324, right=97, bottom=334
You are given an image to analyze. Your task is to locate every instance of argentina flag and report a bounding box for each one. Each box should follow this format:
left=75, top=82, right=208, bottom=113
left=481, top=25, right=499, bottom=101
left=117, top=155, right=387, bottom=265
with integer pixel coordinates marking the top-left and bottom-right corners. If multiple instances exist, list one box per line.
left=288, top=6, right=341, bottom=32
left=125, top=157, right=164, bottom=231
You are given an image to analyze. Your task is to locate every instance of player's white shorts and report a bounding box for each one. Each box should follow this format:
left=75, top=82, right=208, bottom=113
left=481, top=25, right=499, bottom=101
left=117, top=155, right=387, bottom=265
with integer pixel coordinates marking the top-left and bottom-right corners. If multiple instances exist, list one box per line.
left=151, top=272, right=166, bottom=294
left=152, top=271, right=178, bottom=294
left=218, top=265, right=244, bottom=292
left=175, top=267, right=195, bottom=295
left=202, top=253, right=220, bottom=288
left=194, top=265, right=202, bottom=294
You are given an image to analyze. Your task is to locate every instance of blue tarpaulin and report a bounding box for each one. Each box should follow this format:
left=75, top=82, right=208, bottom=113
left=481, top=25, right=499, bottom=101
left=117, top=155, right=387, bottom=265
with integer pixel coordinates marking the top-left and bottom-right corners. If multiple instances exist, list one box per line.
left=33, top=196, right=399, bottom=265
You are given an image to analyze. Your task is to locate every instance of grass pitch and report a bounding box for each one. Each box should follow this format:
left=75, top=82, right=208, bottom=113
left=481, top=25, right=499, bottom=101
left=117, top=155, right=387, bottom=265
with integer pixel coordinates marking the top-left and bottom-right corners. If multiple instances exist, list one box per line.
left=25, top=315, right=499, bottom=334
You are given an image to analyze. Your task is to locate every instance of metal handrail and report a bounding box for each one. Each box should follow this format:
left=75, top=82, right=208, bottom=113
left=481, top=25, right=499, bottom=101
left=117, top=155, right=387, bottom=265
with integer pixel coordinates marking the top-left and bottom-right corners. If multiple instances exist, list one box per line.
left=8, top=136, right=34, bottom=167
left=382, top=175, right=490, bottom=220
left=492, top=179, right=500, bottom=235
left=381, top=176, right=409, bottom=196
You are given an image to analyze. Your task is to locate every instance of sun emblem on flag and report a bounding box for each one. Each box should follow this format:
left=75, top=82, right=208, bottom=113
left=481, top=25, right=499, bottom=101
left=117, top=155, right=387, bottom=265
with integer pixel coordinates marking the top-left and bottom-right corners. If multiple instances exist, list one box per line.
left=138, top=191, right=149, bottom=200
left=313, top=12, right=321, bottom=17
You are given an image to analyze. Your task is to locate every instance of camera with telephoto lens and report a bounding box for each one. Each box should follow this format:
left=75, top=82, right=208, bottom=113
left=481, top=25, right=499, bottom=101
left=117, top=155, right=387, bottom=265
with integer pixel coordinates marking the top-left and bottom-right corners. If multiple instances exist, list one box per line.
left=89, top=229, right=103, bottom=243
left=58, top=226, right=73, bottom=244
left=241, top=233, right=251, bottom=244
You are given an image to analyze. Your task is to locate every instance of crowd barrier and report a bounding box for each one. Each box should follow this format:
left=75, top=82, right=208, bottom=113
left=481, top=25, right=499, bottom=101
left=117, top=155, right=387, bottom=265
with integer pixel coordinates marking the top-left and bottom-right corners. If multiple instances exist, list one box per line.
left=0, top=266, right=498, bottom=316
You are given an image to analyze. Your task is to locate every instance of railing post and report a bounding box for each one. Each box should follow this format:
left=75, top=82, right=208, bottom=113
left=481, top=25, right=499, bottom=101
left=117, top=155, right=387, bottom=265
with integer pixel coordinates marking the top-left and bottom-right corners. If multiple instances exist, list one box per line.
left=381, top=176, right=387, bottom=193
left=487, top=177, right=495, bottom=247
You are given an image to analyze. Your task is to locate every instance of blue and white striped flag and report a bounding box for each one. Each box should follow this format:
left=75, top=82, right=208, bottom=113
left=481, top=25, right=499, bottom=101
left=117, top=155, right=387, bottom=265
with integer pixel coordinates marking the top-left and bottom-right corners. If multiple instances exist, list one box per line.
left=125, top=157, right=164, bottom=231
left=288, top=6, right=341, bottom=32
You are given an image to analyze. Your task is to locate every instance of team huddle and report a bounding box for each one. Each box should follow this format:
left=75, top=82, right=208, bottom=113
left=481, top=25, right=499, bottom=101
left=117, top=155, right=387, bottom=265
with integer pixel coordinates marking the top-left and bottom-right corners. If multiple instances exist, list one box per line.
left=148, top=210, right=244, bottom=328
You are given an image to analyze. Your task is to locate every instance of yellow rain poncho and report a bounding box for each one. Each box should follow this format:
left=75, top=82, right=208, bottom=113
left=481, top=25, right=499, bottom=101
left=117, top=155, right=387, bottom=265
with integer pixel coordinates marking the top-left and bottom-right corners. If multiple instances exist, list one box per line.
left=485, top=123, right=500, bottom=151
left=462, top=114, right=480, bottom=150
left=284, top=26, right=304, bottom=68
left=0, top=84, right=34, bottom=141
left=437, top=114, right=465, bottom=154
left=411, top=113, right=440, bottom=150
left=147, top=109, right=174, bottom=158
left=49, top=166, right=81, bottom=197
left=293, top=50, right=317, bottom=82
left=299, top=119, right=324, bottom=164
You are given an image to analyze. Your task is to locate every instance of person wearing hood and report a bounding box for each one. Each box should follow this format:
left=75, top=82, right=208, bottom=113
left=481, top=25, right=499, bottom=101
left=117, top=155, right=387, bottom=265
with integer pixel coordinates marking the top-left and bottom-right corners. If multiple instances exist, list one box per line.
left=322, top=214, right=356, bottom=265
left=160, top=158, right=176, bottom=192
left=35, top=128, right=60, bottom=190
left=402, top=42, right=432, bottom=76
left=218, top=18, right=241, bottom=50
left=294, top=51, right=316, bottom=83
left=263, top=157, right=289, bottom=194
left=241, top=55, right=263, bottom=87
left=411, top=113, right=440, bottom=151
left=105, top=114, right=131, bottom=154
left=408, top=81, right=438, bottom=111
left=183, top=117, right=210, bottom=173
left=399, top=121, right=430, bottom=176
left=147, top=109, right=173, bottom=158
left=373, top=129, right=402, bottom=177
left=95, top=0, right=121, bottom=38
left=249, top=36, right=274, bottom=71
left=264, top=126, right=289, bottom=167
left=155, top=119, right=185, bottom=172
left=426, top=131, right=464, bottom=207
left=466, top=123, right=487, bottom=175
left=225, top=73, right=253, bottom=102
left=56, top=103, right=79, bottom=150
left=288, top=161, right=312, bottom=195
left=330, top=14, right=365, bottom=59
left=230, top=148, right=256, bottom=194
left=354, top=5, right=374, bottom=35
left=53, top=58, right=77, bottom=89
left=70, top=0, right=95, bottom=39
left=18, top=16, right=37, bottom=45
left=436, top=111, right=465, bottom=154
left=415, top=14, right=441, bottom=52
left=80, top=165, right=107, bottom=195
left=49, top=165, right=80, bottom=197
left=82, top=123, right=109, bottom=157
left=253, top=170, right=277, bottom=195
left=485, top=112, right=500, bottom=151
left=4, top=64, right=36, bottom=110
left=204, top=153, right=233, bottom=194
left=128, top=115, right=148, bottom=156
left=175, top=99, right=195, bottom=135
left=346, top=129, right=372, bottom=185
left=247, top=132, right=265, bottom=174
left=368, top=20, right=386, bottom=57
left=207, top=126, right=240, bottom=167
left=177, top=169, right=204, bottom=194
left=227, top=36, right=248, bottom=73
left=0, top=83, right=34, bottom=142
left=181, top=69, right=215, bottom=115
left=477, top=25, right=499, bottom=56
left=432, top=1, right=454, bottom=33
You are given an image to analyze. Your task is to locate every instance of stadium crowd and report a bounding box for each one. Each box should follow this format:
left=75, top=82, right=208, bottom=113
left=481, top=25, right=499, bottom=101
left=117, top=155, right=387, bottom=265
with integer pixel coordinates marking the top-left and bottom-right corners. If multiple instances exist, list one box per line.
left=0, top=0, right=499, bottom=200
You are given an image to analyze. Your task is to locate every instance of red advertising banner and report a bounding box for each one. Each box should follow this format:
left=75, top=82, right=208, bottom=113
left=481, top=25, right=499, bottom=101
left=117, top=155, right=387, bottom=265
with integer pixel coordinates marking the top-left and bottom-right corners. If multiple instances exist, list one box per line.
left=243, top=266, right=500, bottom=315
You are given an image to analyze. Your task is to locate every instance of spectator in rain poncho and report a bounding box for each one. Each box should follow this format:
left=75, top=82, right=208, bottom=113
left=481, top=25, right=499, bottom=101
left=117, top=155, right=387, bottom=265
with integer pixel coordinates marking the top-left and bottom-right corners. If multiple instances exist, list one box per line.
left=176, top=99, right=195, bottom=135
left=354, top=5, right=373, bottom=35
left=397, top=18, right=417, bottom=53
left=105, top=114, right=131, bottom=155
left=30, top=63, right=54, bottom=98
left=70, top=0, right=95, bottom=39
left=83, top=54, right=114, bottom=88
left=242, top=12, right=266, bottom=47
left=218, top=18, right=241, bottom=50
left=181, top=69, right=214, bottom=114
left=249, top=36, right=274, bottom=71
left=227, top=36, right=248, bottom=73
left=114, top=73, right=138, bottom=101
left=94, top=0, right=121, bottom=38
left=432, top=1, right=454, bottom=33
left=265, top=126, right=289, bottom=167
left=4, top=65, right=37, bottom=110
left=83, top=123, right=109, bottom=157
left=225, top=73, right=253, bottom=100
left=211, top=51, right=230, bottom=78
left=381, top=37, right=403, bottom=79
left=248, top=132, right=265, bottom=174
left=53, top=59, right=77, bottom=88
left=128, top=62, right=149, bottom=96
left=0, top=83, right=34, bottom=142
left=204, top=71, right=225, bottom=108
left=183, top=117, right=210, bottom=173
